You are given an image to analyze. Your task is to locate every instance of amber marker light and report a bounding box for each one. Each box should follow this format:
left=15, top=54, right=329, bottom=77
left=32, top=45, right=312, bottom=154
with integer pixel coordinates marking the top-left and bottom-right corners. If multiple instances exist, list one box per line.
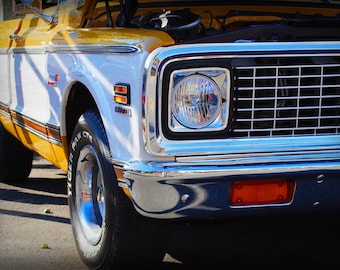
left=230, top=179, right=295, bottom=206
left=114, top=95, right=128, bottom=104
left=114, top=83, right=130, bottom=105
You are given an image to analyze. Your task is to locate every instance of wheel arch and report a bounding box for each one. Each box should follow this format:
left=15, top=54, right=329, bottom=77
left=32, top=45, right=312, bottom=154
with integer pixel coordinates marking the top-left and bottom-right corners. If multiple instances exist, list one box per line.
left=62, top=81, right=99, bottom=151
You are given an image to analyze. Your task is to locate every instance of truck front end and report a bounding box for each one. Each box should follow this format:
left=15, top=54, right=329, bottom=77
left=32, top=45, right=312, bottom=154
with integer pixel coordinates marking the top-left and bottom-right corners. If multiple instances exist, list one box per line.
left=124, top=41, right=340, bottom=219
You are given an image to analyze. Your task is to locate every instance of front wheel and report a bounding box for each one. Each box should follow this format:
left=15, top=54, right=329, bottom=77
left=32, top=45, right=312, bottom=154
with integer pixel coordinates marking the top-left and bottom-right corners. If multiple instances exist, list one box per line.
left=68, top=111, right=170, bottom=269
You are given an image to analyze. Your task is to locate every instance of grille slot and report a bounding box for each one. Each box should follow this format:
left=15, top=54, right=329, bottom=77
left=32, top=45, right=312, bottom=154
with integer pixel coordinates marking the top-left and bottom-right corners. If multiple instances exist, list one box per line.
left=232, top=57, right=340, bottom=138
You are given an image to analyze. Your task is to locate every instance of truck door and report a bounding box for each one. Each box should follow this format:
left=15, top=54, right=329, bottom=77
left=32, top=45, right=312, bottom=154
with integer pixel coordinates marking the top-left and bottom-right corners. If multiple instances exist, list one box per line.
left=8, top=3, right=59, bottom=162
left=0, top=18, right=23, bottom=133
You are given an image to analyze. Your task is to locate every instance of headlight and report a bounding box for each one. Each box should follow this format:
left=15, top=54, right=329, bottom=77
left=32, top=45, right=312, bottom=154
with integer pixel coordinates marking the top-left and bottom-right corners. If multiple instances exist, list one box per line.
left=171, top=74, right=222, bottom=129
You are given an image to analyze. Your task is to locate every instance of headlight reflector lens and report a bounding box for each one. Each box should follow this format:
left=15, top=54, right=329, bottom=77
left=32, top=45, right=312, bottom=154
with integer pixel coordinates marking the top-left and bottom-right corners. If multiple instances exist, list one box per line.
left=171, top=74, right=222, bottom=129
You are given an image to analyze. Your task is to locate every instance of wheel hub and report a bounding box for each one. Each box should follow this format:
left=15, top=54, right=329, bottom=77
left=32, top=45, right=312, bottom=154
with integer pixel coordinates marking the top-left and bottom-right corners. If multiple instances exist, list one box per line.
left=75, top=145, right=105, bottom=245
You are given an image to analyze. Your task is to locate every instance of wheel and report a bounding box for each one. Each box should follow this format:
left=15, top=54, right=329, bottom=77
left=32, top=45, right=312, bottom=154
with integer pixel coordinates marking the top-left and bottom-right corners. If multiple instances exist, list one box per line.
left=0, top=122, right=33, bottom=182
left=68, top=110, right=170, bottom=269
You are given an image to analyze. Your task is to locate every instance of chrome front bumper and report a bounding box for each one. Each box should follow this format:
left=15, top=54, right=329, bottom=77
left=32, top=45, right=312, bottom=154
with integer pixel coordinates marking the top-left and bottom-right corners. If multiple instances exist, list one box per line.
left=120, top=158, right=340, bottom=219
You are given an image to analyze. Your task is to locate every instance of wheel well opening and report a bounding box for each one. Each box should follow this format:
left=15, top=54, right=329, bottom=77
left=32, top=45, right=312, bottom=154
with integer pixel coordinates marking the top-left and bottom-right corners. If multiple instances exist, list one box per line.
left=65, top=82, right=98, bottom=145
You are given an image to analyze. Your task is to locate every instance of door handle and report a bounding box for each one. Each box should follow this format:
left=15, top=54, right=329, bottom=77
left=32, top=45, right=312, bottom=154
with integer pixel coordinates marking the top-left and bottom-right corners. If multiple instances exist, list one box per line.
left=9, top=34, right=25, bottom=41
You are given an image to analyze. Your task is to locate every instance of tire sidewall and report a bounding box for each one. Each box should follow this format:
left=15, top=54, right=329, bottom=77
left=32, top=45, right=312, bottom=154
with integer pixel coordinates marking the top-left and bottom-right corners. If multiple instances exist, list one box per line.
left=68, top=112, right=115, bottom=269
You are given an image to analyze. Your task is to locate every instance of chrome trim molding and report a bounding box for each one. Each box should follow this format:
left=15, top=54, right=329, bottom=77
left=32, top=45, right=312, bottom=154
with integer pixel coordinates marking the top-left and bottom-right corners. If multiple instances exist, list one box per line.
left=0, top=48, right=8, bottom=54
left=10, top=111, right=62, bottom=146
left=47, top=44, right=142, bottom=54
left=124, top=159, right=340, bottom=178
left=8, top=45, right=141, bottom=55
left=167, top=67, right=230, bottom=133
left=11, top=118, right=62, bottom=146
left=11, top=46, right=47, bottom=54
left=0, top=102, right=10, bottom=118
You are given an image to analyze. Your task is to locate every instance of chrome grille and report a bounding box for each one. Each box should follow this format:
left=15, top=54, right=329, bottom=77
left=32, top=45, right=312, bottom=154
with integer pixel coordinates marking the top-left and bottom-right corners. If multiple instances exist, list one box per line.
left=232, top=57, right=340, bottom=138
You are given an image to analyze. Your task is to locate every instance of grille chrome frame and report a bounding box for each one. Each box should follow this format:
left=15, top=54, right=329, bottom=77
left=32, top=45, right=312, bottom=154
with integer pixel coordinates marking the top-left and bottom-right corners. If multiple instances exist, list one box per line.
left=143, top=42, right=340, bottom=157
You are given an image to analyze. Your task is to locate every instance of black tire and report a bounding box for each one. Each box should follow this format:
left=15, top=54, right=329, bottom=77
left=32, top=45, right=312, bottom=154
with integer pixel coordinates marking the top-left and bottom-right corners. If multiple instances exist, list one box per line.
left=68, top=110, right=170, bottom=270
left=0, top=122, right=33, bottom=182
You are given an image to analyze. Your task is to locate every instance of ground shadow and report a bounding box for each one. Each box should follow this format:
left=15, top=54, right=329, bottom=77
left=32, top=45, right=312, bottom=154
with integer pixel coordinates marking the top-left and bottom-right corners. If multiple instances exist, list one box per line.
left=162, top=212, right=340, bottom=269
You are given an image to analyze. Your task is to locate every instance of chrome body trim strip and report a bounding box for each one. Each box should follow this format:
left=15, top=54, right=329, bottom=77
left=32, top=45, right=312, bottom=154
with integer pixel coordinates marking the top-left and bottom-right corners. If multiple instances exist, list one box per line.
left=10, top=111, right=62, bottom=146
left=11, top=46, right=47, bottom=54
left=0, top=48, right=8, bottom=54
left=9, top=45, right=141, bottom=55
left=0, top=102, right=10, bottom=118
left=47, top=44, right=142, bottom=54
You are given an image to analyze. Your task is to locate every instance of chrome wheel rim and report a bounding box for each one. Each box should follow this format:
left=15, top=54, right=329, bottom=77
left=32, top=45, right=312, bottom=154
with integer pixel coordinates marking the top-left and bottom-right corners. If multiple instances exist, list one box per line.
left=75, top=145, right=105, bottom=245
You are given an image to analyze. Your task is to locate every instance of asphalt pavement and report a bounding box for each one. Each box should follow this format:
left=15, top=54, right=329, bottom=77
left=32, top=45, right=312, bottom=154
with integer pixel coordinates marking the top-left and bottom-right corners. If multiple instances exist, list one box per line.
left=0, top=156, right=82, bottom=269
left=1, top=156, right=340, bottom=269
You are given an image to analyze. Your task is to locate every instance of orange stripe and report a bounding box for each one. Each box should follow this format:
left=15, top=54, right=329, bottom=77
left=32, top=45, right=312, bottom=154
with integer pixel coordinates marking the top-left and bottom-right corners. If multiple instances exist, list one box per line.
left=46, top=127, right=61, bottom=141
left=0, top=103, right=10, bottom=115
left=11, top=112, right=46, bottom=135
left=10, top=111, right=61, bottom=142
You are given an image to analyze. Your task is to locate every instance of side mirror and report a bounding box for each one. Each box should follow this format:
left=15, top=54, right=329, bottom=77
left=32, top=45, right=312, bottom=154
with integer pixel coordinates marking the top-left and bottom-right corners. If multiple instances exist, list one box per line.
left=12, top=0, right=58, bottom=24
left=13, top=0, right=42, bottom=14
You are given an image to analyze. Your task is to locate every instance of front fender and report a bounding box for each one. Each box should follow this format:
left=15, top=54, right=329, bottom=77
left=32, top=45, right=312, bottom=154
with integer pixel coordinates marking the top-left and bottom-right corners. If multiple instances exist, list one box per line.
left=53, top=45, right=151, bottom=164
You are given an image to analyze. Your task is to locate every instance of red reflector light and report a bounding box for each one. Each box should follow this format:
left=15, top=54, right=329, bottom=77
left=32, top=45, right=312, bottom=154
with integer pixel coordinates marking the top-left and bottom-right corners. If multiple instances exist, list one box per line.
left=230, top=179, right=295, bottom=206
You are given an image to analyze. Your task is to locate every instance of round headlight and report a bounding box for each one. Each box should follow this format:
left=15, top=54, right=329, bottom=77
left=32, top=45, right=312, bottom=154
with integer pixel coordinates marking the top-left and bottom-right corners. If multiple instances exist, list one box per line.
left=171, top=74, right=222, bottom=129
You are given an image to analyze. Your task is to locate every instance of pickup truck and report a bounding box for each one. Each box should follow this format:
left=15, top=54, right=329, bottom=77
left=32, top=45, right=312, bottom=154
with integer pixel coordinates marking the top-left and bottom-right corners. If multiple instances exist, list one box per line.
left=0, top=0, right=339, bottom=269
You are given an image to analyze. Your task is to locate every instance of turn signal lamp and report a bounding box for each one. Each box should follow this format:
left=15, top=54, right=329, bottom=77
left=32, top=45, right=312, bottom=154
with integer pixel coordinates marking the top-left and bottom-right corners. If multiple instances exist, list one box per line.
left=114, top=83, right=130, bottom=105
left=230, top=179, right=295, bottom=206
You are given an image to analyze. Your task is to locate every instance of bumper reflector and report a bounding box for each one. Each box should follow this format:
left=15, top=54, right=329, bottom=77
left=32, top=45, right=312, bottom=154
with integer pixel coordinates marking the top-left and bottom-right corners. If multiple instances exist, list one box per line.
left=230, top=179, right=295, bottom=206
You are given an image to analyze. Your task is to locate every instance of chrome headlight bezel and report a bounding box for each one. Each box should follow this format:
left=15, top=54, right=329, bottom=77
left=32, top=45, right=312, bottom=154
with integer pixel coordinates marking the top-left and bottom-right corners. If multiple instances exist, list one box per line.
left=164, top=66, right=230, bottom=138
left=170, top=73, right=223, bottom=130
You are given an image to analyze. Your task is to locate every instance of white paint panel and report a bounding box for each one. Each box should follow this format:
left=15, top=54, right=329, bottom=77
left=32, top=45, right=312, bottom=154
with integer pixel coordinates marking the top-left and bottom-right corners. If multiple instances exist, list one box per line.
left=10, top=52, right=50, bottom=123
left=0, top=53, right=10, bottom=105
